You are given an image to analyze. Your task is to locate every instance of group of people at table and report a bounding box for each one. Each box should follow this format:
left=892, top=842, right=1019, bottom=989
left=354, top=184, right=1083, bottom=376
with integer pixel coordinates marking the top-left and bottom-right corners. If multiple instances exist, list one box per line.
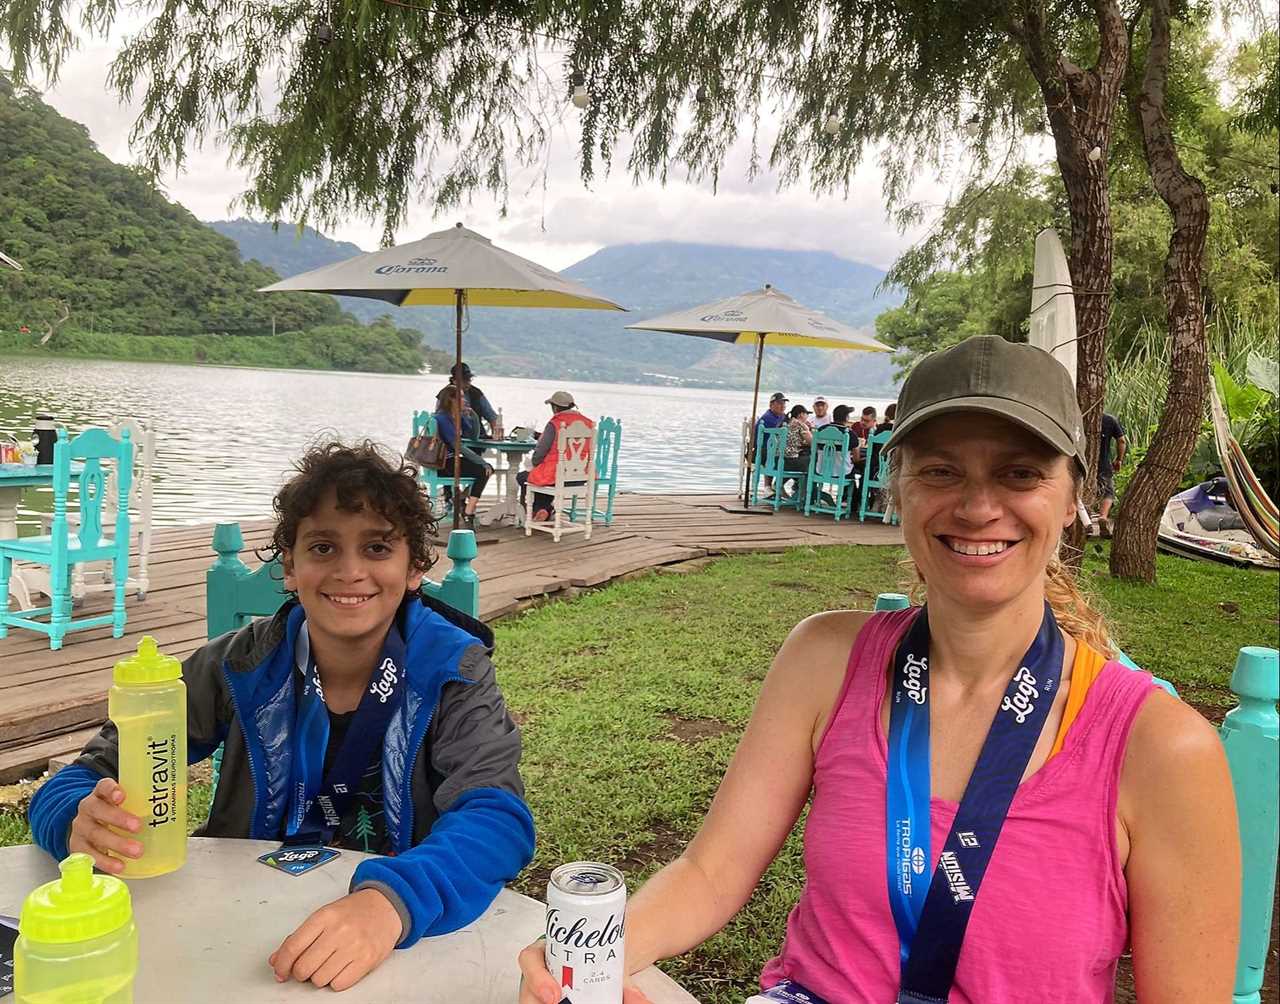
left=24, top=336, right=1236, bottom=1001
left=755, top=391, right=896, bottom=504
left=430, top=362, right=592, bottom=527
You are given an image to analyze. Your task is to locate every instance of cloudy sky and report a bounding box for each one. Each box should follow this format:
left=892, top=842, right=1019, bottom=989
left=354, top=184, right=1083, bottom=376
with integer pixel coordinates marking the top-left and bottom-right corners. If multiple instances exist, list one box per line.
left=23, top=23, right=995, bottom=274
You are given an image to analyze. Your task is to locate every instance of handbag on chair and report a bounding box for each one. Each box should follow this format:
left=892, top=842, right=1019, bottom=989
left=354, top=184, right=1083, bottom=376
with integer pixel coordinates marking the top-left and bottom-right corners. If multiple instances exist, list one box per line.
left=406, top=431, right=446, bottom=470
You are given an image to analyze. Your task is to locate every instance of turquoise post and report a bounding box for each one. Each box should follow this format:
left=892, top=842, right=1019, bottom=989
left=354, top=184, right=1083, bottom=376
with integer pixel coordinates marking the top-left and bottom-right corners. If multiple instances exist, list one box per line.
left=436, top=529, right=479, bottom=617
left=206, top=522, right=251, bottom=640
left=874, top=593, right=910, bottom=611
left=1220, top=645, right=1279, bottom=1004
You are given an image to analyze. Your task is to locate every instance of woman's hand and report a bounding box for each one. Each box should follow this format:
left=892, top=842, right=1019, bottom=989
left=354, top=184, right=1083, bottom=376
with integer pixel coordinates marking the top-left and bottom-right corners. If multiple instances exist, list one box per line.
left=517, top=940, right=653, bottom=1004
left=67, top=777, right=143, bottom=874
left=269, top=888, right=402, bottom=991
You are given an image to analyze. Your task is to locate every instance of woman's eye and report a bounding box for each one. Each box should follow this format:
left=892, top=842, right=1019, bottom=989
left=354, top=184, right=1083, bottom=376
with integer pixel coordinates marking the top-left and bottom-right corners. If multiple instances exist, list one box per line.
left=1003, top=467, right=1043, bottom=485
left=918, top=467, right=958, bottom=482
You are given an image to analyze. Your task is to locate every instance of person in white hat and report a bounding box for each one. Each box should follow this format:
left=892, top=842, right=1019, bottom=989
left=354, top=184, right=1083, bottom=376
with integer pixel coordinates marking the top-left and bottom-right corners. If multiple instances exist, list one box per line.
left=812, top=396, right=833, bottom=428
left=516, top=391, right=594, bottom=521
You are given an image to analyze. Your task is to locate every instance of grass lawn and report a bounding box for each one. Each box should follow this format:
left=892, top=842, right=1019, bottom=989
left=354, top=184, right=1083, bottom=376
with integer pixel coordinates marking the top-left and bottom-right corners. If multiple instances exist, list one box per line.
left=2, top=542, right=1275, bottom=1001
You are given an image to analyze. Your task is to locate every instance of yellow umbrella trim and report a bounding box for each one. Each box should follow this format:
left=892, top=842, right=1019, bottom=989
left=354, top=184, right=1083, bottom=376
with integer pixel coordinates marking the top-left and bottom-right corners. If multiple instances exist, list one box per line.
left=402, top=288, right=623, bottom=309
left=730, top=330, right=890, bottom=351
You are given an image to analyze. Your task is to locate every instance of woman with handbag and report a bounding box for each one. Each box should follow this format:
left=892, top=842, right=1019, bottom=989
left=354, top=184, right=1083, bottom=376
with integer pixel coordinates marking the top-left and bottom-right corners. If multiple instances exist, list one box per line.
left=434, top=386, right=493, bottom=529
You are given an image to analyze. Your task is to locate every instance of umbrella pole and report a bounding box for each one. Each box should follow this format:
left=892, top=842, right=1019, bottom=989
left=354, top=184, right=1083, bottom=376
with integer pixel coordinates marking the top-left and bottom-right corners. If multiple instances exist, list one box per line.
left=743, top=332, right=765, bottom=503
left=453, top=288, right=464, bottom=530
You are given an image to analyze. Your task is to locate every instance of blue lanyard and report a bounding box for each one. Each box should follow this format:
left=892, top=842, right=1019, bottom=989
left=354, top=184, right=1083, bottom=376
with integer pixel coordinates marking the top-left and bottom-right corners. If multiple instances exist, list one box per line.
left=885, top=603, right=1063, bottom=1003
left=285, top=620, right=408, bottom=846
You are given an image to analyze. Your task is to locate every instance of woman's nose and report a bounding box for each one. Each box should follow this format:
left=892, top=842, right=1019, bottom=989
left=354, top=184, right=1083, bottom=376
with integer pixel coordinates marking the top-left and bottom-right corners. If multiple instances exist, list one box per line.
left=954, top=478, right=1003, bottom=523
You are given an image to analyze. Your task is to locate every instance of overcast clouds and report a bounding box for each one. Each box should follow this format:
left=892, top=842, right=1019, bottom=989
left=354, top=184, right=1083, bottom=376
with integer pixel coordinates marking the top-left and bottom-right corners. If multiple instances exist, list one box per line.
left=22, top=26, right=970, bottom=274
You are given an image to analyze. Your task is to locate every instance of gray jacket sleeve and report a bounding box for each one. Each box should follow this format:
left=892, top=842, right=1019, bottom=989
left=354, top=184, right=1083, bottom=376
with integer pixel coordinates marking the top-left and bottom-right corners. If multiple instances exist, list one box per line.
left=427, top=646, right=524, bottom=812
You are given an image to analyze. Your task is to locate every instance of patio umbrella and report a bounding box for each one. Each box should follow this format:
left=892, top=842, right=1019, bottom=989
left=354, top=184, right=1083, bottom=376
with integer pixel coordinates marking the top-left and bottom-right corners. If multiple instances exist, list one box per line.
left=626, top=284, right=890, bottom=503
left=0, top=250, right=22, bottom=270
left=261, top=223, right=625, bottom=525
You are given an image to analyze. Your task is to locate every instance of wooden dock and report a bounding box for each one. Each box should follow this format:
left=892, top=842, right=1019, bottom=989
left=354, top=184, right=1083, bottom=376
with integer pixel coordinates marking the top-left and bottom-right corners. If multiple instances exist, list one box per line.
left=0, top=494, right=901, bottom=782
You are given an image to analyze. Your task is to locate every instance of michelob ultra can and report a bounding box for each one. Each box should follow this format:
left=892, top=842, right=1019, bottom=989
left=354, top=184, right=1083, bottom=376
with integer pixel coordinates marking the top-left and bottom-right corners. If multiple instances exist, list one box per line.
left=545, top=861, right=626, bottom=1003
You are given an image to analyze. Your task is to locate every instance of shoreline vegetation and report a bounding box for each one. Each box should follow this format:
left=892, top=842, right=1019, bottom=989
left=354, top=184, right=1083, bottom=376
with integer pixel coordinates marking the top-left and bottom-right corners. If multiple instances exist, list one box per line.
left=0, top=324, right=453, bottom=377
left=2, top=542, right=1276, bottom=1002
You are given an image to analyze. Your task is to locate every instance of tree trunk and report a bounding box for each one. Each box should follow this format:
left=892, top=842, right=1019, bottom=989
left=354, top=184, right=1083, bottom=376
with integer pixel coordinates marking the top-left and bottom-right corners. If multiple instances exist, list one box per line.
left=1013, top=0, right=1129, bottom=567
left=1110, top=0, right=1210, bottom=581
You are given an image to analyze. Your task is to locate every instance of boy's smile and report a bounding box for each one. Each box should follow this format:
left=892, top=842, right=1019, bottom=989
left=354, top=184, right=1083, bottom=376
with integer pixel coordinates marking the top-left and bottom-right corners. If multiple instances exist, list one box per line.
left=282, top=489, right=425, bottom=678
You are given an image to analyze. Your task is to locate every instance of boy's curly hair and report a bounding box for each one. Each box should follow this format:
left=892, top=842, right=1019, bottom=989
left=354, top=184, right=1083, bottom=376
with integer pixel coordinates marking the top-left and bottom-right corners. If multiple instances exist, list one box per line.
left=266, top=441, right=437, bottom=574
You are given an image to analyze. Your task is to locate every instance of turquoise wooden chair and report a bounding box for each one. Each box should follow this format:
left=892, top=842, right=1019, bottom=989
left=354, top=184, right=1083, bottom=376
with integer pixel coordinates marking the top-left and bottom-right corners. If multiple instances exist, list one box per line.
left=0, top=427, right=133, bottom=650
left=858, top=428, right=899, bottom=524
left=751, top=425, right=805, bottom=512
left=411, top=410, right=476, bottom=517
left=569, top=416, right=622, bottom=525
left=206, top=521, right=483, bottom=790
left=804, top=426, right=856, bottom=520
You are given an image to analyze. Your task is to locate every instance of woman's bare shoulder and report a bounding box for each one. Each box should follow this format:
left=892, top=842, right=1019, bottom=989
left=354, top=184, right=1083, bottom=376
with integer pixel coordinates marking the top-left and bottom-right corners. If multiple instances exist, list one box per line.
left=769, top=609, right=875, bottom=699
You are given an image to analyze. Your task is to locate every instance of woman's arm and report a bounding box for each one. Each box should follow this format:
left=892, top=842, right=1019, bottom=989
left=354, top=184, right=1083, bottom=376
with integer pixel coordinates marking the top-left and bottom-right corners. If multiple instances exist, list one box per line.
left=1121, top=691, right=1240, bottom=1003
left=620, top=610, right=866, bottom=973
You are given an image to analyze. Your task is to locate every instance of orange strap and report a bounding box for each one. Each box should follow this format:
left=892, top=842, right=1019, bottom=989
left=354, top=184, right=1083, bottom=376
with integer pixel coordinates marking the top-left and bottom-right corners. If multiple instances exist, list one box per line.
left=1049, top=641, right=1108, bottom=758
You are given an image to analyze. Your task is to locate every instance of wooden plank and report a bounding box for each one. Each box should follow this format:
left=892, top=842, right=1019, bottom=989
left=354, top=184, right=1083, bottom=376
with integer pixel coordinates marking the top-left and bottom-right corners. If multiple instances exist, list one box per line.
left=0, top=725, right=102, bottom=784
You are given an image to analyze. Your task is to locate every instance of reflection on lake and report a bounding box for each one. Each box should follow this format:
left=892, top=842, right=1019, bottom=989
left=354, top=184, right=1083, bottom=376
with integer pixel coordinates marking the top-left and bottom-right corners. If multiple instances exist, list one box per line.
left=0, top=356, right=893, bottom=533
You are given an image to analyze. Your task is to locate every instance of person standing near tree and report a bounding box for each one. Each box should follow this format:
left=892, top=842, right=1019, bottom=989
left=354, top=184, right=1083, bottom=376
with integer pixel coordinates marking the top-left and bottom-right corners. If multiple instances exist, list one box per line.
left=1097, top=412, right=1127, bottom=537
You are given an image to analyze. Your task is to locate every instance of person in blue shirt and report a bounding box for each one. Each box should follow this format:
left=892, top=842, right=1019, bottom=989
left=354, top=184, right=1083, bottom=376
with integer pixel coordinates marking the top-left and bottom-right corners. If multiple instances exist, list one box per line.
left=439, top=362, right=500, bottom=439
left=28, top=442, right=534, bottom=992
left=435, top=385, right=494, bottom=528
left=753, top=393, right=790, bottom=495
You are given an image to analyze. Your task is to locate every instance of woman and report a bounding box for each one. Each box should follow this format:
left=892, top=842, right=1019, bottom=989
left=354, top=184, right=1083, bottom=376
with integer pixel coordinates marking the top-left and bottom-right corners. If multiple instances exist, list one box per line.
left=434, top=385, right=493, bottom=529
left=519, top=336, right=1239, bottom=1002
left=782, top=403, right=813, bottom=497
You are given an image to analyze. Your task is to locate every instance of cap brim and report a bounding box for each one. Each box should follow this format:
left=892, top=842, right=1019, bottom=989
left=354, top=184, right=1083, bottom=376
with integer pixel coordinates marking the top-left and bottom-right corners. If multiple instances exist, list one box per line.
left=885, top=397, right=1079, bottom=463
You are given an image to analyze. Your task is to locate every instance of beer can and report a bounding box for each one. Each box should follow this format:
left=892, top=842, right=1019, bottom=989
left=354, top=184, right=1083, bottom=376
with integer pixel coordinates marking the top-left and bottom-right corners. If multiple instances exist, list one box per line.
left=545, top=861, right=626, bottom=1004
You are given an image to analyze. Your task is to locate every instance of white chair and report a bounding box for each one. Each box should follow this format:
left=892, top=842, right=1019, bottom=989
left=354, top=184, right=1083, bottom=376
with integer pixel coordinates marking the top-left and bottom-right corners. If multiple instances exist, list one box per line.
left=38, top=418, right=155, bottom=600
left=524, top=422, right=597, bottom=543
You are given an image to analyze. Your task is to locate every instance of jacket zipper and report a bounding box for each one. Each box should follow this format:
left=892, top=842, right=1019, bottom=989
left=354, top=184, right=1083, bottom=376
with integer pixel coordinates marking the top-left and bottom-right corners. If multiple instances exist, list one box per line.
left=400, top=671, right=472, bottom=852
left=221, top=662, right=262, bottom=836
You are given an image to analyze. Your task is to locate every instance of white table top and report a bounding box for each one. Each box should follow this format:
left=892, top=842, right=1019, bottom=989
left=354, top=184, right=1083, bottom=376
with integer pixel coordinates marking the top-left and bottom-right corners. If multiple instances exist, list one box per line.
left=1, top=839, right=698, bottom=1003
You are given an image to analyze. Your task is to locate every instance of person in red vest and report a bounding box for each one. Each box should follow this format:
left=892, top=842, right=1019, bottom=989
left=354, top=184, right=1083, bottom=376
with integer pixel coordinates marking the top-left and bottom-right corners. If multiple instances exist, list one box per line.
left=516, top=390, right=594, bottom=522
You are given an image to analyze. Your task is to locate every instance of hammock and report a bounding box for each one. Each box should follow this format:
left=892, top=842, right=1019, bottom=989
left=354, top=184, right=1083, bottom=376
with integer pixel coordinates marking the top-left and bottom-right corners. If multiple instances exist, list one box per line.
left=1209, top=375, right=1280, bottom=558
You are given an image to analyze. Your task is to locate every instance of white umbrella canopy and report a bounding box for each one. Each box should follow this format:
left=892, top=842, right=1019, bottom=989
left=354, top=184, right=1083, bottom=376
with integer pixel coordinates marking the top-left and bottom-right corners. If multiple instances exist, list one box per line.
left=627, top=284, right=890, bottom=502
left=1029, top=228, right=1078, bottom=384
left=261, top=223, right=625, bottom=526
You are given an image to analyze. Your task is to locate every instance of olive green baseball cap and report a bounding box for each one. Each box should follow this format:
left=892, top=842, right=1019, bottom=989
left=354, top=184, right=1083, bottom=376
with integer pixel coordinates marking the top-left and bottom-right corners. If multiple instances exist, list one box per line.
left=885, top=336, right=1087, bottom=472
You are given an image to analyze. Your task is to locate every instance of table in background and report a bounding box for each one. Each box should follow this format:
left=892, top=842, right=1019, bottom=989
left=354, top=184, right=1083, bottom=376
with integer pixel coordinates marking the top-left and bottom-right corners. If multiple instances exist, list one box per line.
left=0, top=838, right=698, bottom=1003
left=463, top=439, right=538, bottom=528
left=0, top=464, right=57, bottom=609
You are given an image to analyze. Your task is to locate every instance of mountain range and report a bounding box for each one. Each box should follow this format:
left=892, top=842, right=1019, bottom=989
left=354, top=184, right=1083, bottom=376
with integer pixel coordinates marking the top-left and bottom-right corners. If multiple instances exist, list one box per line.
left=206, top=221, right=904, bottom=394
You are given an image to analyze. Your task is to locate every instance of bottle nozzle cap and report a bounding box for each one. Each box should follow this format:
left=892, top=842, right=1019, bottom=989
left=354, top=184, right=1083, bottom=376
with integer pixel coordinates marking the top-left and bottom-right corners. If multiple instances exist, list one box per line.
left=58, top=853, right=94, bottom=897
left=113, top=634, right=182, bottom=684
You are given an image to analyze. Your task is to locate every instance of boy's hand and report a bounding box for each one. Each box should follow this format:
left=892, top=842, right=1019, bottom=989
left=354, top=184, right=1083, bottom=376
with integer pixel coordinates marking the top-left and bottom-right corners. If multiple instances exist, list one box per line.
left=517, top=939, right=653, bottom=1004
left=269, top=888, right=401, bottom=991
left=68, top=777, right=143, bottom=874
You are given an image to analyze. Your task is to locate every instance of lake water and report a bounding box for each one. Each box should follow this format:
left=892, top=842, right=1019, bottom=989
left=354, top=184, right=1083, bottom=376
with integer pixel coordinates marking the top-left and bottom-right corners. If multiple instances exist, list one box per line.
left=0, top=356, right=894, bottom=533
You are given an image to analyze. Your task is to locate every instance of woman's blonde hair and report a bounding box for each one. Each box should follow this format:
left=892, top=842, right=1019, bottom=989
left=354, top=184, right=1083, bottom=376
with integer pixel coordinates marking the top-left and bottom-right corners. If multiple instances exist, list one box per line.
left=889, top=450, right=1115, bottom=657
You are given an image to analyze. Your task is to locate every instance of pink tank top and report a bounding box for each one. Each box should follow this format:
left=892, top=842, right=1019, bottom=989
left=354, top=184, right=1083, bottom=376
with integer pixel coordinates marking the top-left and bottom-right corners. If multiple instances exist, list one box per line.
left=760, top=609, right=1157, bottom=1002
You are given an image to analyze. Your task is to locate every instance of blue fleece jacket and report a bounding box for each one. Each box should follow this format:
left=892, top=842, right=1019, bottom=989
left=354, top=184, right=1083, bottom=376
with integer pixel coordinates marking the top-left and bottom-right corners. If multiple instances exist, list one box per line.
left=29, top=596, right=535, bottom=947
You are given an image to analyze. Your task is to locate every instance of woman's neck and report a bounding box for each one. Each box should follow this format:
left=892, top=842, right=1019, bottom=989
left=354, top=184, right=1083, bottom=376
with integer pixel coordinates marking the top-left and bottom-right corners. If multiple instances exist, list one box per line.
left=925, top=588, right=1048, bottom=694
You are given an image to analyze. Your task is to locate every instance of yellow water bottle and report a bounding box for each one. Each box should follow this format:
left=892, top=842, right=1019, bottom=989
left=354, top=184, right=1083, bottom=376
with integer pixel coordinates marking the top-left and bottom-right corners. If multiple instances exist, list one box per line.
left=109, top=636, right=187, bottom=877
left=15, top=853, right=139, bottom=1003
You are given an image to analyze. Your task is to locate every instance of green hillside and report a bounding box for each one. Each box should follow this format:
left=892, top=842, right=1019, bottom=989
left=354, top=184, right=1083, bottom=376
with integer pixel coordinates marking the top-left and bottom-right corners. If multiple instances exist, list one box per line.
left=0, top=77, right=436, bottom=375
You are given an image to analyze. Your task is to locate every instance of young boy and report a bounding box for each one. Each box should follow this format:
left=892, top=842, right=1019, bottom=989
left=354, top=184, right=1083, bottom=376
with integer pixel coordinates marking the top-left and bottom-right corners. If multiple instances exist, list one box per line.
left=28, top=442, right=535, bottom=991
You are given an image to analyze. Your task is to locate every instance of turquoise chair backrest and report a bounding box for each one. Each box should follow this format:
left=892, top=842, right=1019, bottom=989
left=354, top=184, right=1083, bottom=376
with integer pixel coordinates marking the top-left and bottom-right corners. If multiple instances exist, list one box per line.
left=595, top=417, right=621, bottom=482
left=51, top=427, right=134, bottom=550
left=757, top=425, right=787, bottom=477
left=862, top=428, right=892, bottom=489
left=811, top=426, right=851, bottom=481
left=412, top=410, right=436, bottom=437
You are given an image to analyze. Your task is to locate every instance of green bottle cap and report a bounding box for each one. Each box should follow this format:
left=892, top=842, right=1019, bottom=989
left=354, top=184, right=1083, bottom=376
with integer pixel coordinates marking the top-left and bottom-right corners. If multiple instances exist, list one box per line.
left=113, top=635, right=181, bottom=685
left=19, top=853, right=133, bottom=944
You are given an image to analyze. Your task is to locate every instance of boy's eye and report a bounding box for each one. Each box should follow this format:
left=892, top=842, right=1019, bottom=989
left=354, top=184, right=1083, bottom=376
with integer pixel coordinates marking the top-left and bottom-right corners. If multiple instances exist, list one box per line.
left=308, top=542, right=334, bottom=555
left=367, top=541, right=393, bottom=556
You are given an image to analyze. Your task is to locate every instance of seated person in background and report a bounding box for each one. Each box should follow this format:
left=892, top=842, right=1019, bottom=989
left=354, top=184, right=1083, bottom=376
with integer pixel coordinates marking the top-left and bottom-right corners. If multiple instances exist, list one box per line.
left=29, top=442, right=534, bottom=993
left=811, top=396, right=833, bottom=428
left=517, top=335, right=1238, bottom=1004
left=435, top=386, right=494, bottom=529
left=439, top=362, right=500, bottom=439
left=866, top=401, right=897, bottom=483
left=516, top=390, right=594, bottom=522
left=783, top=404, right=813, bottom=481
left=753, top=392, right=790, bottom=495
left=831, top=404, right=859, bottom=503
left=858, top=405, right=878, bottom=441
